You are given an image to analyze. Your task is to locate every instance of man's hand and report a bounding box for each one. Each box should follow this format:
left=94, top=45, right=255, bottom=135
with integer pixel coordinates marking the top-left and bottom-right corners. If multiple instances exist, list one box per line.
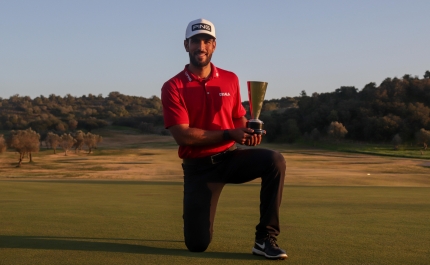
left=229, top=128, right=265, bottom=146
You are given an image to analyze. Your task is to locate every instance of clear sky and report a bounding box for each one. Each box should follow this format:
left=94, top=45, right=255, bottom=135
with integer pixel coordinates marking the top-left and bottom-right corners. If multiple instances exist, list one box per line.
left=1, top=0, right=429, bottom=100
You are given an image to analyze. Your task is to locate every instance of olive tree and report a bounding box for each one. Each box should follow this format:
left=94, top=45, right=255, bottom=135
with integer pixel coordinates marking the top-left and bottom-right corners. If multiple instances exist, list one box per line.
left=46, top=132, right=61, bottom=154
left=327, top=121, right=348, bottom=140
left=415, top=128, right=430, bottom=150
left=0, top=134, right=6, bottom=154
left=392, top=133, right=402, bottom=150
left=9, top=128, right=40, bottom=166
left=83, top=132, right=102, bottom=154
left=60, top=133, right=76, bottom=156
left=73, top=130, right=85, bottom=153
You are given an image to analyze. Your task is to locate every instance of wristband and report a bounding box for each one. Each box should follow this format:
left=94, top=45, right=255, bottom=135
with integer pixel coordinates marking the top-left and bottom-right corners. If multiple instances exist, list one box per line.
left=223, top=130, right=232, bottom=141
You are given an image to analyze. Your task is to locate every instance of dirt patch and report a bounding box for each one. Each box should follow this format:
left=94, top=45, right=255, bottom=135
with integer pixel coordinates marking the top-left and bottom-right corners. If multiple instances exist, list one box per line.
left=1, top=133, right=430, bottom=187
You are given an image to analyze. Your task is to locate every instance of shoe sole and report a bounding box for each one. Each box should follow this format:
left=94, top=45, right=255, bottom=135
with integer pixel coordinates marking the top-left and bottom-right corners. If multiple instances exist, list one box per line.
left=252, top=247, right=288, bottom=260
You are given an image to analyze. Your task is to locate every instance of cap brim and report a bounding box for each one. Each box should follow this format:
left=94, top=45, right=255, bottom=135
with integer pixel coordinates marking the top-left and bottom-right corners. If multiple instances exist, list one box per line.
left=186, top=32, right=216, bottom=39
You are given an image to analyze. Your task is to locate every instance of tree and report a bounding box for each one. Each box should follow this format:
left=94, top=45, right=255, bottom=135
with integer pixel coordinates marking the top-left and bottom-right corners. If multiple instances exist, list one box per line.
left=139, top=122, right=155, bottom=134
left=68, top=119, right=78, bottom=130
left=402, top=74, right=411, bottom=81
left=415, top=128, right=430, bottom=150
left=327, top=121, right=348, bottom=140
left=60, top=134, right=76, bottom=156
left=310, top=128, right=321, bottom=141
left=279, top=119, right=301, bottom=143
left=95, top=135, right=103, bottom=149
left=0, top=134, right=6, bottom=154
left=9, top=128, right=40, bottom=166
left=55, top=122, right=67, bottom=132
left=392, top=134, right=402, bottom=150
left=335, top=86, right=358, bottom=100
left=73, top=130, right=85, bottom=153
left=262, top=102, right=278, bottom=112
left=300, top=90, right=307, bottom=97
left=424, top=70, right=430, bottom=79
left=327, top=110, right=338, bottom=122
left=83, top=132, right=102, bottom=153
left=46, top=132, right=61, bottom=154
left=407, top=103, right=430, bottom=129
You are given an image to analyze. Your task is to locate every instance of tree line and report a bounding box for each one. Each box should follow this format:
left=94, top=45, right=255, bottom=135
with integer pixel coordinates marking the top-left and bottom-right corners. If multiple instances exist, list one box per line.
left=1, top=70, right=430, bottom=148
left=256, top=71, right=430, bottom=147
left=0, top=129, right=102, bottom=167
left=0, top=91, right=164, bottom=133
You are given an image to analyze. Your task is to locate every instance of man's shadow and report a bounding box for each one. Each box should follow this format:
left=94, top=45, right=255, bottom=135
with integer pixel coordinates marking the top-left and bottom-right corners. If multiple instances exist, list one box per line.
left=0, top=235, right=259, bottom=260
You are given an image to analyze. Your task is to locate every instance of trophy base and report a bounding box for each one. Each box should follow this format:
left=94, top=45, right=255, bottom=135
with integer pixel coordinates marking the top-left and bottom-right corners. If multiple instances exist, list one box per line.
left=246, top=119, right=264, bottom=135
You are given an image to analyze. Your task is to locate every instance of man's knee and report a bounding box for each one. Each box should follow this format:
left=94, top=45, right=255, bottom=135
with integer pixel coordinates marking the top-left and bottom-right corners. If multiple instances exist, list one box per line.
left=183, top=214, right=212, bottom=252
left=185, top=237, right=210, bottom=252
left=263, top=150, right=286, bottom=173
left=273, top=151, right=286, bottom=171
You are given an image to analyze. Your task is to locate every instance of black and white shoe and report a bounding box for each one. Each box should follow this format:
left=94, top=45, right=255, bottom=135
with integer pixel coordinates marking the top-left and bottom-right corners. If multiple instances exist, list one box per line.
left=252, top=236, right=288, bottom=260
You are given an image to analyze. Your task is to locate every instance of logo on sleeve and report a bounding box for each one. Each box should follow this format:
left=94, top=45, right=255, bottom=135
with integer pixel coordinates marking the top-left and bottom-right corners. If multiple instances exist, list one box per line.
left=192, top=23, right=211, bottom=32
left=219, top=92, right=230, bottom=96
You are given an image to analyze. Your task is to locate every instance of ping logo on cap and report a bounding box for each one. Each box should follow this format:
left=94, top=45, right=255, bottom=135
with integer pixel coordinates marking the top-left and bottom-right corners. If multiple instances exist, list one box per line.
left=192, top=23, right=211, bottom=32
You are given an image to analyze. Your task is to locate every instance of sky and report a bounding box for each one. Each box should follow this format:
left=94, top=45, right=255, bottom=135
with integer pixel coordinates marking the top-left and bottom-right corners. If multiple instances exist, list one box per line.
left=1, top=0, right=429, bottom=100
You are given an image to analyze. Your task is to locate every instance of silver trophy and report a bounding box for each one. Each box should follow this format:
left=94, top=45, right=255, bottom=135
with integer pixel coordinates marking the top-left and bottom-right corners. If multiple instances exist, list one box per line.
left=246, top=81, right=268, bottom=135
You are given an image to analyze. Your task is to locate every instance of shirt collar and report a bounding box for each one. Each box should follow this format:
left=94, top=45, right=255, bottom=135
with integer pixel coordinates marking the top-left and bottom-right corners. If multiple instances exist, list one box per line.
left=183, top=62, right=219, bottom=82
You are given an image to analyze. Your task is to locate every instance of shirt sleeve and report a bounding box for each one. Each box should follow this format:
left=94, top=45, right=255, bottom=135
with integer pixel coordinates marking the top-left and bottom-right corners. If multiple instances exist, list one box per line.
left=161, top=80, right=189, bottom=129
left=232, top=75, right=247, bottom=119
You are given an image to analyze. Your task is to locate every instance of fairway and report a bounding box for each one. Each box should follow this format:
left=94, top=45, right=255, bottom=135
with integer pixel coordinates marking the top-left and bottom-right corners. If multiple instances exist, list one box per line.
left=1, top=131, right=430, bottom=264
left=1, top=181, right=429, bottom=265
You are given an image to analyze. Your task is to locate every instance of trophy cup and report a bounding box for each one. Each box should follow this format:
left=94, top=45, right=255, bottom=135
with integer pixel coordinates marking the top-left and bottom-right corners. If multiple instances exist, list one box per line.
left=246, top=81, right=268, bottom=135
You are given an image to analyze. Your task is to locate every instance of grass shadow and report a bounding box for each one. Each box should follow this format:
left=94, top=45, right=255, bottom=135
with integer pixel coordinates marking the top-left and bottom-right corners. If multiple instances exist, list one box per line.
left=0, top=235, right=259, bottom=260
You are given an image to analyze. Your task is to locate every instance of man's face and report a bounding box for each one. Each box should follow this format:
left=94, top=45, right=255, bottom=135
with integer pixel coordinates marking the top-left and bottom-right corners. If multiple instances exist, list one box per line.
left=184, top=34, right=216, bottom=68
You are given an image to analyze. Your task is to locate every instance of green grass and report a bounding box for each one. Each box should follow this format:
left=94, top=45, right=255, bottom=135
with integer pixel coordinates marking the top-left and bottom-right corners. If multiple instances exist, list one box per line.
left=294, top=140, right=430, bottom=160
left=0, top=181, right=429, bottom=265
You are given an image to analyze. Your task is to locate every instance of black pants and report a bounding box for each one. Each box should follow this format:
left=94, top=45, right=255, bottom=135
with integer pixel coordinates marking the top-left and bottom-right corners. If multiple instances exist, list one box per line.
left=182, top=148, right=286, bottom=252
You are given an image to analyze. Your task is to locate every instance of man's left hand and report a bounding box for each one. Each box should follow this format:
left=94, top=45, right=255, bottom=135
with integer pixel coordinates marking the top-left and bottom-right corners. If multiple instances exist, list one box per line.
left=245, top=130, right=266, bottom=146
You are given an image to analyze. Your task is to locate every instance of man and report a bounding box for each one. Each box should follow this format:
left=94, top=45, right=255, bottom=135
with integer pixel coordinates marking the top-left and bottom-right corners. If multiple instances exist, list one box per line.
left=161, top=18, right=287, bottom=260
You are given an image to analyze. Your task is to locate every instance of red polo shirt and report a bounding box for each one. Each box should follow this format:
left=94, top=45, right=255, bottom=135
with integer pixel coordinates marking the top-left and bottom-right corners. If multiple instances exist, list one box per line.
left=161, top=63, right=246, bottom=159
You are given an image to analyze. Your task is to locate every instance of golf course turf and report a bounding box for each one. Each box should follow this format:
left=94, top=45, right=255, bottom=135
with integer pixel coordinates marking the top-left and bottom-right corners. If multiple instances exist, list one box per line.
left=0, top=181, right=429, bottom=265
left=1, top=131, right=429, bottom=264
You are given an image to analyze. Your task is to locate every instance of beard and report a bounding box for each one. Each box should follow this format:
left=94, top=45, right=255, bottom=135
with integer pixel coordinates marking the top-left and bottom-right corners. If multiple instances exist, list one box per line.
left=189, top=51, right=212, bottom=68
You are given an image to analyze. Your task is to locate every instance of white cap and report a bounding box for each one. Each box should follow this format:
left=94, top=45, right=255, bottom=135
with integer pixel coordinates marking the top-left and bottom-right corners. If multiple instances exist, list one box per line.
left=185, top=18, right=216, bottom=39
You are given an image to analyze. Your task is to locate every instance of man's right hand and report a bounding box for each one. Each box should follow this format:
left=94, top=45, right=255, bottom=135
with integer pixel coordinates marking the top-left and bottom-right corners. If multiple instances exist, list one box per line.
left=229, top=128, right=264, bottom=146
